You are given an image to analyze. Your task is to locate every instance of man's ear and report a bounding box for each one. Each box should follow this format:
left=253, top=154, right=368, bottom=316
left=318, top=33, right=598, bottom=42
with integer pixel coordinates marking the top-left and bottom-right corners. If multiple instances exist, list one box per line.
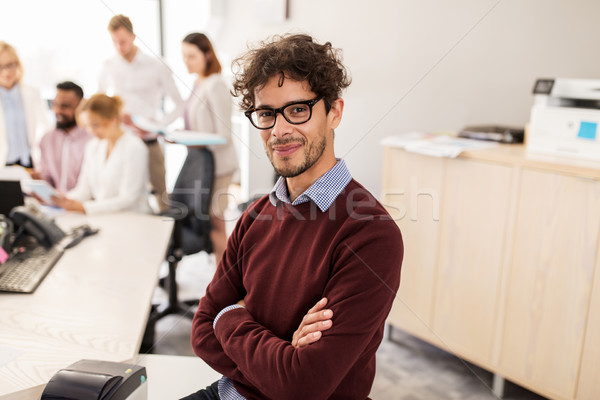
left=328, top=98, right=344, bottom=130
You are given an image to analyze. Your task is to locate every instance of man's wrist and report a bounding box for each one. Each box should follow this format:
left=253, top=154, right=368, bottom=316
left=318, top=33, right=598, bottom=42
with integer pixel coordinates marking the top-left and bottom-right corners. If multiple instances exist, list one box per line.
left=213, top=304, right=245, bottom=329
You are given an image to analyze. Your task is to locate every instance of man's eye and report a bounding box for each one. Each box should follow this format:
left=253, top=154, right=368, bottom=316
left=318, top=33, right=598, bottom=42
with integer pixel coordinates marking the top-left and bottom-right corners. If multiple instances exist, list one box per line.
left=257, top=110, right=274, bottom=119
left=289, top=105, right=309, bottom=115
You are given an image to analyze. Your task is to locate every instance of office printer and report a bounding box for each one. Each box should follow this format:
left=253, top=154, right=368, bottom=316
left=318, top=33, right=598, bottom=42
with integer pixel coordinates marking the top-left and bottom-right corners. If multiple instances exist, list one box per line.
left=41, top=359, right=147, bottom=400
left=528, top=78, right=600, bottom=160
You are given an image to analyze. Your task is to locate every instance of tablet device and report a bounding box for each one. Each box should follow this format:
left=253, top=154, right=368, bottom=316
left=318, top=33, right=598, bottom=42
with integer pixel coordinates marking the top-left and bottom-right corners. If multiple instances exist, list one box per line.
left=22, top=180, right=60, bottom=204
left=165, top=130, right=227, bottom=146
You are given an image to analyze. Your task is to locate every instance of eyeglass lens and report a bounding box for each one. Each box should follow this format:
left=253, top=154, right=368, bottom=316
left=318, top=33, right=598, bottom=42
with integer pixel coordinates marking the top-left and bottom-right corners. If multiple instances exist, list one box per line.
left=0, top=62, right=18, bottom=71
left=251, top=103, right=312, bottom=128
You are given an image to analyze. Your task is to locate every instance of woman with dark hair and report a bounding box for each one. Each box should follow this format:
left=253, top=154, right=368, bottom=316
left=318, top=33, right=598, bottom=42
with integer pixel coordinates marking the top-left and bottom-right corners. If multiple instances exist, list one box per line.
left=181, top=33, right=238, bottom=263
left=0, top=41, right=49, bottom=168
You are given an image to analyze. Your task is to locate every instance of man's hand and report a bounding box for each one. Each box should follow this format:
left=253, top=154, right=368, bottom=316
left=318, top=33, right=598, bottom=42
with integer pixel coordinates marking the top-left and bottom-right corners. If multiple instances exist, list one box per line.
left=28, top=170, right=42, bottom=180
left=121, top=113, right=150, bottom=140
left=292, top=297, right=333, bottom=349
left=121, top=113, right=136, bottom=127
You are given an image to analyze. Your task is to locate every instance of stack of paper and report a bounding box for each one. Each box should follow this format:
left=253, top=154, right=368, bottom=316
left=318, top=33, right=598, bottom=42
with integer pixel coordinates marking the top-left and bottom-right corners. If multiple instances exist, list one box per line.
left=379, top=132, right=432, bottom=149
left=381, top=133, right=498, bottom=158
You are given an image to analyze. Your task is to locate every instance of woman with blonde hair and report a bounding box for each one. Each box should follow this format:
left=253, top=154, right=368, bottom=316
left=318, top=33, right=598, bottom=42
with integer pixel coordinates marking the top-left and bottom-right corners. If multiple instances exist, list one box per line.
left=51, top=94, right=151, bottom=214
left=0, top=41, right=49, bottom=167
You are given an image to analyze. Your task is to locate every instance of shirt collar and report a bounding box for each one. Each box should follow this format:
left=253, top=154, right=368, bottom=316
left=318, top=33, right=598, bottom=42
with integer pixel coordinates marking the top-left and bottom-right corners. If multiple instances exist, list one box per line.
left=269, top=159, right=352, bottom=212
left=58, top=125, right=87, bottom=136
left=119, top=48, right=142, bottom=65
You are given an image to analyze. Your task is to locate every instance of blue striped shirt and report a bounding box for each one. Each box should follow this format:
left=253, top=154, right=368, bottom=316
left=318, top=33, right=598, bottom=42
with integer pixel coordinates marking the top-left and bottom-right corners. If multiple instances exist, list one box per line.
left=216, top=159, right=352, bottom=400
left=218, top=377, right=247, bottom=400
left=0, top=84, right=30, bottom=166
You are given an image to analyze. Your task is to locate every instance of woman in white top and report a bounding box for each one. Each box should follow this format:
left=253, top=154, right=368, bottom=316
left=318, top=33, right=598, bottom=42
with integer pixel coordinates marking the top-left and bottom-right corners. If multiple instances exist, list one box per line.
left=182, top=33, right=239, bottom=262
left=51, top=94, right=151, bottom=215
left=0, top=41, right=49, bottom=167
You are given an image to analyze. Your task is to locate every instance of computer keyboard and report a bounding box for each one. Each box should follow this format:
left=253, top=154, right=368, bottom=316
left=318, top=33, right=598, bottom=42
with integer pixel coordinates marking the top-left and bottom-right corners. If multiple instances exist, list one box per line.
left=0, top=245, right=64, bottom=293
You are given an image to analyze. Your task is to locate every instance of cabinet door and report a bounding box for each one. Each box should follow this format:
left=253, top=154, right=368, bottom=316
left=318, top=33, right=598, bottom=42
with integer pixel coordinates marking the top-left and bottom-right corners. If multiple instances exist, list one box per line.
left=432, top=158, right=513, bottom=365
left=381, top=148, right=443, bottom=342
left=577, top=253, right=600, bottom=400
left=499, top=169, right=600, bottom=400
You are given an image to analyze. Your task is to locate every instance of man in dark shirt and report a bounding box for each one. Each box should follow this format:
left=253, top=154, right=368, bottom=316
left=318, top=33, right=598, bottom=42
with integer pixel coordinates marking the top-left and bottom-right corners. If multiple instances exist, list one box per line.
left=184, top=34, right=403, bottom=400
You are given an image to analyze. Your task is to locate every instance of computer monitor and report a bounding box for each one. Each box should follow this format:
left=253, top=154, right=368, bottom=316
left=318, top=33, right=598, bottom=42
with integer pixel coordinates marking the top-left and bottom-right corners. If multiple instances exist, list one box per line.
left=0, top=180, right=25, bottom=216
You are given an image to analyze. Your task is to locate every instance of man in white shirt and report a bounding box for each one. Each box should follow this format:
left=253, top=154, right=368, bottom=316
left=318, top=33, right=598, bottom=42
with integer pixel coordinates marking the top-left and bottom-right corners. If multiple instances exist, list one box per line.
left=98, top=14, right=184, bottom=212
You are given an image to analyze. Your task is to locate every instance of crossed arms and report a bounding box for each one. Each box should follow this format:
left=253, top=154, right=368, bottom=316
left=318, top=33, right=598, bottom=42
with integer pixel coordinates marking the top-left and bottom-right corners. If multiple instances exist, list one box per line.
left=191, top=217, right=402, bottom=399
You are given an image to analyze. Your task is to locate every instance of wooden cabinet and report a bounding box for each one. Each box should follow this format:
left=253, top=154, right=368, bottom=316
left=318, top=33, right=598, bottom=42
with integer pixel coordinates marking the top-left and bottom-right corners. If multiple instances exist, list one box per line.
left=382, top=145, right=600, bottom=400
left=499, top=169, right=600, bottom=399
left=433, top=159, right=513, bottom=365
left=381, top=149, right=443, bottom=343
left=577, top=249, right=600, bottom=400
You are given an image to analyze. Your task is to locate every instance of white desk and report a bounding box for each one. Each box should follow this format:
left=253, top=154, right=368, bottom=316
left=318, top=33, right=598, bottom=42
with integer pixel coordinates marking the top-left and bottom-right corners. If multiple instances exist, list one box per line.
left=0, top=212, right=173, bottom=399
left=135, top=354, right=221, bottom=399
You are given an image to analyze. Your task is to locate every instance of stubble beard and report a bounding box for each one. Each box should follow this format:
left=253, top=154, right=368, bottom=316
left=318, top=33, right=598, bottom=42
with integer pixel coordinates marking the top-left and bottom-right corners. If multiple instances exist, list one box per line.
left=268, top=135, right=327, bottom=178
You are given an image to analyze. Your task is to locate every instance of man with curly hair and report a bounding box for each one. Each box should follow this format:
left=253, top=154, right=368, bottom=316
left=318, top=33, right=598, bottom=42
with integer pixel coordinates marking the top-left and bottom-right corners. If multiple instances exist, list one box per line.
left=184, top=34, right=403, bottom=400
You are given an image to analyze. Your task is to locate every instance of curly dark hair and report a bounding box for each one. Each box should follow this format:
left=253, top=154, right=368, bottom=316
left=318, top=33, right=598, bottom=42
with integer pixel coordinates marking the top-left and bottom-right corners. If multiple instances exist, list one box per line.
left=231, top=34, right=351, bottom=113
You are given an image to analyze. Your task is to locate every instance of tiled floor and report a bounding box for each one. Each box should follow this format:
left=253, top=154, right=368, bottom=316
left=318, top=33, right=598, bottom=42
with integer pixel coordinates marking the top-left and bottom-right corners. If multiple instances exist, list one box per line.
left=148, top=252, right=547, bottom=400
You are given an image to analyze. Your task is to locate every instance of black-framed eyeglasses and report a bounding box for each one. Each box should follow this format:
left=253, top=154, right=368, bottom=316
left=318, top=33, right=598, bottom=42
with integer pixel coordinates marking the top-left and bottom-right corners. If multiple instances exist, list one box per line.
left=245, top=97, right=323, bottom=130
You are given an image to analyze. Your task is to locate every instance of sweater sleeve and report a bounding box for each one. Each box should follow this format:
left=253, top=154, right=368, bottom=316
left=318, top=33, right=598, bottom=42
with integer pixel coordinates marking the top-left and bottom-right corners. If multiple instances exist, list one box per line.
left=207, top=78, right=231, bottom=141
left=208, top=218, right=403, bottom=400
left=206, top=77, right=238, bottom=176
left=190, top=215, right=255, bottom=389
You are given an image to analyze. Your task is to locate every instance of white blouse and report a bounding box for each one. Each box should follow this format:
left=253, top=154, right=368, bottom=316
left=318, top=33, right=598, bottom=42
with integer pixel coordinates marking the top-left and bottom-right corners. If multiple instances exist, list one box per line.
left=68, top=131, right=151, bottom=215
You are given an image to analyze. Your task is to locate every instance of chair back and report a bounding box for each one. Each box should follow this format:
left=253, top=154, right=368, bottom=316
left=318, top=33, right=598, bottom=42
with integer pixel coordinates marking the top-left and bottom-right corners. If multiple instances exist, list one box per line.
left=169, top=147, right=215, bottom=255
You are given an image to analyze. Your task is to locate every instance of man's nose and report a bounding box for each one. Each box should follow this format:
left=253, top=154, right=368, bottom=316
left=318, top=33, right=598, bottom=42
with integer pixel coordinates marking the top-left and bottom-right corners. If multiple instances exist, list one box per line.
left=270, top=112, right=292, bottom=138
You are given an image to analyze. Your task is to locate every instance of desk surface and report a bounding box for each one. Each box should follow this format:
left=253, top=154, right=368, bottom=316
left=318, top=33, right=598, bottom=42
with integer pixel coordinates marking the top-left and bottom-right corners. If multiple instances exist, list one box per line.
left=135, top=354, right=222, bottom=399
left=0, top=212, right=173, bottom=399
left=459, top=143, right=600, bottom=179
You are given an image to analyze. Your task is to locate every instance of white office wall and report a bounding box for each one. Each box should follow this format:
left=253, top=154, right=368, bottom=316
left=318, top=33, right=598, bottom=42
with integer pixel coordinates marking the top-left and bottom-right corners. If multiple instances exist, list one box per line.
left=0, top=0, right=161, bottom=99
left=2, top=0, right=600, bottom=197
left=0, top=0, right=211, bottom=107
left=207, top=0, right=600, bottom=197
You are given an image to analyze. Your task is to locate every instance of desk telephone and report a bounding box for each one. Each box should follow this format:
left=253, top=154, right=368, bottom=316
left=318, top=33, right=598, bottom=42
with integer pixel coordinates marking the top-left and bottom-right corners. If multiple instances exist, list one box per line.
left=9, top=205, right=66, bottom=247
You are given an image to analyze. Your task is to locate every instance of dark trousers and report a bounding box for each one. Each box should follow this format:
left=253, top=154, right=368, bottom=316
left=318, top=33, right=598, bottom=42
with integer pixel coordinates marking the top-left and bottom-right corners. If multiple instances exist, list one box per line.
left=179, top=381, right=220, bottom=400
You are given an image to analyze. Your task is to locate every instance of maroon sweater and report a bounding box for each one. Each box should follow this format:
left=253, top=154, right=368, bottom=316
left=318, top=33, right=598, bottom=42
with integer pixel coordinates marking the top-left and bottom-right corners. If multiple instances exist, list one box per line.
left=191, top=179, right=403, bottom=399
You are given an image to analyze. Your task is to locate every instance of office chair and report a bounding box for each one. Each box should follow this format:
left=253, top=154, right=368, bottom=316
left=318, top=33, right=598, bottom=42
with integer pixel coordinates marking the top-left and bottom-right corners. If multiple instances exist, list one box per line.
left=144, top=147, right=215, bottom=346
